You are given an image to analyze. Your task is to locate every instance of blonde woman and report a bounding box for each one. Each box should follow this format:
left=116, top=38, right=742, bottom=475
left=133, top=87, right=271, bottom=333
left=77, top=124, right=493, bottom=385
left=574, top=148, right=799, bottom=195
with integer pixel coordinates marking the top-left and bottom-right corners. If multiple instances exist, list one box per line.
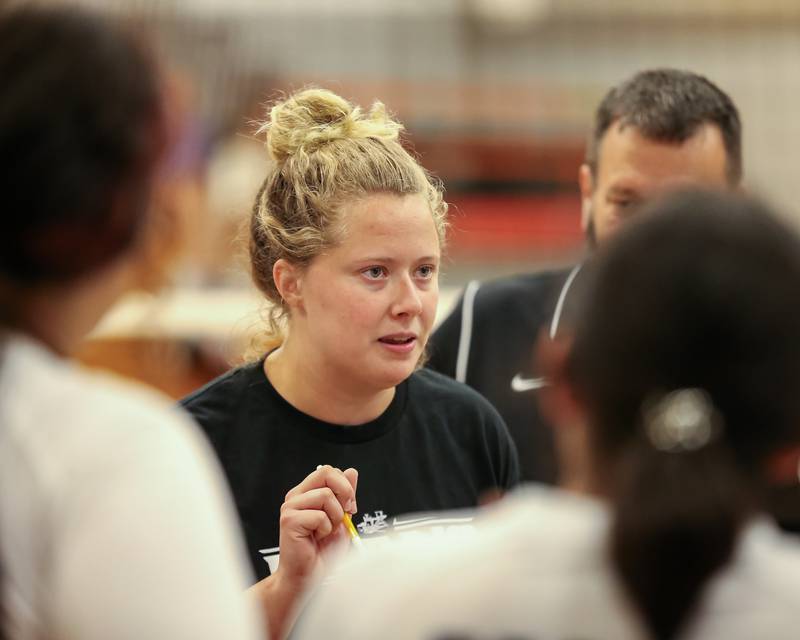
left=182, top=89, right=519, bottom=590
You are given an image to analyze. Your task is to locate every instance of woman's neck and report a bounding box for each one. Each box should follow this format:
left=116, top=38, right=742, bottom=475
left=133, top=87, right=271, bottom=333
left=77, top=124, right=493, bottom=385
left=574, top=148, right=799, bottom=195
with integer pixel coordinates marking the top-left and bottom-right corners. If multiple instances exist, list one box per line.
left=10, top=254, right=136, bottom=356
left=264, top=341, right=395, bottom=426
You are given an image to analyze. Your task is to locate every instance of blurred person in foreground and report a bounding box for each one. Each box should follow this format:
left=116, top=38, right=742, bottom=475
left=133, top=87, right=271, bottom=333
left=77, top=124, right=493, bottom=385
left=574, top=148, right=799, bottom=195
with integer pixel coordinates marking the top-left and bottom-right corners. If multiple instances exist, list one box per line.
left=295, top=189, right=800, bottom=640
left=428, top=69, right=741, bottom=486
left=0, top=5, right=311, bottom=638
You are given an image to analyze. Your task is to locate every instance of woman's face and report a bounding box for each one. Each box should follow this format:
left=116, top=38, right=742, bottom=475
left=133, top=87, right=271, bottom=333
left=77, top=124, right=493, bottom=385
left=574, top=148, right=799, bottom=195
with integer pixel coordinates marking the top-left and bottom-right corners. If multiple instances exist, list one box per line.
left=290, top=192, right=440, bottom=394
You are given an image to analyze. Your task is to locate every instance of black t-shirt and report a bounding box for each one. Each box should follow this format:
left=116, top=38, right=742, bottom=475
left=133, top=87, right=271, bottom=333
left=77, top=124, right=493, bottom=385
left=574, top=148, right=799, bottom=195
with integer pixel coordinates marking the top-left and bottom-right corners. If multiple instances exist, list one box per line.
left=181, top=362, right=519, bottom=581
left=427, top=267, right=580, bottom=484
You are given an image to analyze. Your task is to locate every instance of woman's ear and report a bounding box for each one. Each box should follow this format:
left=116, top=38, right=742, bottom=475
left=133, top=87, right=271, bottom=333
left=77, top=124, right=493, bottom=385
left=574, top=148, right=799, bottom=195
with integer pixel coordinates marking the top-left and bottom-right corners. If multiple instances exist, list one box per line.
left=535, top=329, right=594, bottom=493
left=765, top=445, right=800, bottom=486
left=578, top=164, right=595, bottom=235
left=273, top=258, right=304, bottom=310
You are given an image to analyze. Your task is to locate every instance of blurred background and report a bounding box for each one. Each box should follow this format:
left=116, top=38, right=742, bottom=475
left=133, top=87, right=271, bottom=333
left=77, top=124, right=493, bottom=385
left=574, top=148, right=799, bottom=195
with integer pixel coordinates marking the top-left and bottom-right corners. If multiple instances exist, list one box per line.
left=59, top=0, right=800, bottom=396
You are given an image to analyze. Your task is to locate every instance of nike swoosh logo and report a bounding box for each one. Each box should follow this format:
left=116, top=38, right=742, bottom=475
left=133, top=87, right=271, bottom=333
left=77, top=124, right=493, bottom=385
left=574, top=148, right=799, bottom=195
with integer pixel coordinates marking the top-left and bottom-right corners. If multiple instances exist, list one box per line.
left=511, top=373, right=548, bottom=392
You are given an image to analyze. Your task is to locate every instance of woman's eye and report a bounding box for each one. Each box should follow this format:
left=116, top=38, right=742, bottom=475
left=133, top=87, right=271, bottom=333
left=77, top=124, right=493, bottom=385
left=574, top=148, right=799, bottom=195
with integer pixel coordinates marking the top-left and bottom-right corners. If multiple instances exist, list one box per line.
left=416, top=265, right=436, bottom=279
left=363, top=266, right=386, bottom=280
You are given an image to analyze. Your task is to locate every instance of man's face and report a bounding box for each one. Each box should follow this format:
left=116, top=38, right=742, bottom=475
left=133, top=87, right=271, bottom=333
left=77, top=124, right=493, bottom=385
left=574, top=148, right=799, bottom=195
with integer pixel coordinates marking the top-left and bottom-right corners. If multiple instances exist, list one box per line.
left=579, top=120, right=730, bottom=245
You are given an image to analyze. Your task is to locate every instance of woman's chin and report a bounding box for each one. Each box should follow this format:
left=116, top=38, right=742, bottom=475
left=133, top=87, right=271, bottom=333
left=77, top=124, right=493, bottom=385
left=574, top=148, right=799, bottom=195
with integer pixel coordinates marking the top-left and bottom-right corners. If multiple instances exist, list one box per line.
left=365, top=361, right=418, bottom=391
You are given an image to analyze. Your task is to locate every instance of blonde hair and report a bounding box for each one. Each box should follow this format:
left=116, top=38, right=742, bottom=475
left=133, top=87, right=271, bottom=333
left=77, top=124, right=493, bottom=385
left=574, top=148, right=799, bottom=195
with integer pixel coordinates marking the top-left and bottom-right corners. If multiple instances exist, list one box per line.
left=249, top=87, right=448, bottom=351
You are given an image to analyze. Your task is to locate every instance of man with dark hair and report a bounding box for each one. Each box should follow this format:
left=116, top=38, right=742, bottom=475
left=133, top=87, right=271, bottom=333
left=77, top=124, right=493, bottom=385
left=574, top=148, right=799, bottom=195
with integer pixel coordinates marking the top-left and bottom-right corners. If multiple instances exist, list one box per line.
left=581, top=68, right=740, bottom=246
left=428, top=68, right=741, bottom=485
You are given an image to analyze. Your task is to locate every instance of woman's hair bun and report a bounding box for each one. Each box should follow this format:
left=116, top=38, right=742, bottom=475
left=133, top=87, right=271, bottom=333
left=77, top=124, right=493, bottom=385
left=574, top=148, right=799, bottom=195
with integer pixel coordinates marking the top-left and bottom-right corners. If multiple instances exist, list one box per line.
left=262, top=88, right=404, bottom=163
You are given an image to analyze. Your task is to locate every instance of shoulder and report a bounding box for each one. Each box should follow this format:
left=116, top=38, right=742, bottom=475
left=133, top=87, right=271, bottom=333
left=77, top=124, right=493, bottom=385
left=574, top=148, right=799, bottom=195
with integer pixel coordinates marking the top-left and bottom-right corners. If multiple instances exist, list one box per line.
left=0, top=336, right=215, bottom=505
left=409, top=367, right=502, bottom=418
left=406, top=369, right=514, bottom=454
left=179, top=361, right=264, bottom=432
left=181, top=360, right=262, bottom=410
left=0, top=338, right=262, bottom=639
left=720, top=520, right=800, bottom=602
left=179, top=361, right=267, bottom=452
left=2, top=336, right=191, bottom=443
left=484, top=486, right=609, bottom=558
left=295, top=488, right=611, bottom=640
left=690, top=519, right=800, bottom=639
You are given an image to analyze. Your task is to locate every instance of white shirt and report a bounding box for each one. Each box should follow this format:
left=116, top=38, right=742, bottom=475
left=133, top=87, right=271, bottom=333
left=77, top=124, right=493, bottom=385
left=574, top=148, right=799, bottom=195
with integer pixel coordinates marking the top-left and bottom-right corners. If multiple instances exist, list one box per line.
left=295, top=486, right=800, bottom=639
left=0, top=335, right=263, bottom=640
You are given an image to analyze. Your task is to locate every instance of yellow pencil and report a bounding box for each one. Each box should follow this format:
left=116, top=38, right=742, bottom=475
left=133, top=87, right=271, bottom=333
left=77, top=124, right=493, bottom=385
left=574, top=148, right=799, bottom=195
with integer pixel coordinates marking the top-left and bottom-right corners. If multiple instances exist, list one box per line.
left=342, top=512, right=363, bottom=548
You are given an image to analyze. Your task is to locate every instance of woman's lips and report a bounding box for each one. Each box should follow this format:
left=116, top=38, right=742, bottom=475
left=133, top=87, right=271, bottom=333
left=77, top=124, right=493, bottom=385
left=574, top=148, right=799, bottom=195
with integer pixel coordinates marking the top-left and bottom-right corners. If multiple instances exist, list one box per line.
left=378, top=333, right=417, bottom=353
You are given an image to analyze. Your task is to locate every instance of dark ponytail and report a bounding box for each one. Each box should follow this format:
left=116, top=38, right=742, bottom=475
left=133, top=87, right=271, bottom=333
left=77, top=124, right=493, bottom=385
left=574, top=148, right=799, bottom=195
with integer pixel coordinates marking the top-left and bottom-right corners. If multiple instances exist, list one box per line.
left=610, top=432, right=751, bottom=639
left=567, top=190, right=800, bottom=640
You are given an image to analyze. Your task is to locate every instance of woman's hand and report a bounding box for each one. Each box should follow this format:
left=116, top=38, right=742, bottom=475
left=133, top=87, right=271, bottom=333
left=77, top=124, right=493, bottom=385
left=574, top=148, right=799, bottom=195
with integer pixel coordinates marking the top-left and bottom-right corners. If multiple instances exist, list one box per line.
left=278, top=464, right=359, bottom=583
left=250, top=465, right=358, bottom=639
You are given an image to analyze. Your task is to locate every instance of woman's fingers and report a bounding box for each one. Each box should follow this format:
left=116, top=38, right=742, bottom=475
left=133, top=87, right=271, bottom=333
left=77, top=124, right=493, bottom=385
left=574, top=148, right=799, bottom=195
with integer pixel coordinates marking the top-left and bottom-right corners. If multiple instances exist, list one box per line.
left=280, top=505, right=334, bottom=542
left=343, top=467, right=359, bottom=510
left=281, top=487, right=345, bottom=540
left=285, top=465, right=358, bottom=513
